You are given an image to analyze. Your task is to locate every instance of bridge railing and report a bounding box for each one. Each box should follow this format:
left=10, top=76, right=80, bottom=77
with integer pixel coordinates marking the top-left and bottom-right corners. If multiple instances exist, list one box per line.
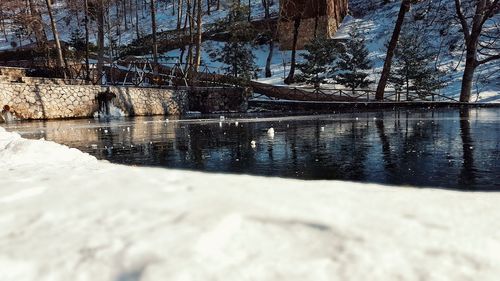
left=2, top=58, right=460, bottom=103
left=251, top=82, right=459, bottom=103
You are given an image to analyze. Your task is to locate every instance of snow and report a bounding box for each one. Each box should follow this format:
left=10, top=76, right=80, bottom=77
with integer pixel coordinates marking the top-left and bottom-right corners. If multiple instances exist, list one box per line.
left=0, top=0, right=278, bottom=50
left=1, top=0, right=497, bottom=102
left=1, top=125, right=500, bottom=281
left=158, top=40, right=305, bottom=82
left=155, top=4, right=499, bottom=103
left=334, top=1, right=500, bottom=103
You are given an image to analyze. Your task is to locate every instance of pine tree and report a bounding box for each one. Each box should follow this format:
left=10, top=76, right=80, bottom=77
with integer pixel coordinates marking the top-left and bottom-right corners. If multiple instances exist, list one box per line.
left=389, top=29, right=445, bottom=100
left=297, top=37, right=338, bottom=88
left=69, top=29, right=86, bottom=52
left=213, top=41, right=258, bottom=79
left=334, top=25, right=373, bottom=94
left=209, top=2, right=258, bottom=81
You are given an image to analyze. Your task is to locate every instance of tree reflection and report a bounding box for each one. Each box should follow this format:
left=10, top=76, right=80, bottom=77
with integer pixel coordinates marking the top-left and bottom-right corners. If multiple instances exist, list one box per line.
left=459, top=108, right=476, bottom=189
left=15, top=111, right=494, bottom=190
left=375, top=113, right=396, bottom=175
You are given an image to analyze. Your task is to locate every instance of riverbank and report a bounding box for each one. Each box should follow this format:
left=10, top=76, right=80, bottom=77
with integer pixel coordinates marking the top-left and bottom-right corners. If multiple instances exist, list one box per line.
left=1, top=126, right=499, bottom=281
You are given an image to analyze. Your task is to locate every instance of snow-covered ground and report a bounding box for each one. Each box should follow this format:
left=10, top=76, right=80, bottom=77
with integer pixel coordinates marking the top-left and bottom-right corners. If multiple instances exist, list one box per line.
left=157, top=40, right=305, bottom=85
left=0, top=0, right=278, bottom=50
left=1, top=125, right=500, bottom=281
left=335, top=3, right=500, bottom=103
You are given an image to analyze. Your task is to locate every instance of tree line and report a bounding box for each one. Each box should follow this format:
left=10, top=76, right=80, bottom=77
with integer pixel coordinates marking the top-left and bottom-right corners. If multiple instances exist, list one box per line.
left=291, top=0, right=499, bottom=102
left=0, top=0, right=498, bottom=102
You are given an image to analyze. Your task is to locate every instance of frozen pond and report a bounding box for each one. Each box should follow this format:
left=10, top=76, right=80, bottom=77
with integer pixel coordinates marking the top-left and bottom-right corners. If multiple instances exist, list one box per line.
left=3, top=108, right=500, bottom=190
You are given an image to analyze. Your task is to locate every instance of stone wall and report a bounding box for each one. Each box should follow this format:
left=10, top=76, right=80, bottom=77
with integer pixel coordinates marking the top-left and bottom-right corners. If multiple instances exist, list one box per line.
left=109, top=86, right=187, bottom=117
left=188, top=87, right=250, bottom=113
left=0, top=67, right=26, bottom=82
left=0, top=81, right=188, bottom=120
left=0, top=65, right=250, bottom=120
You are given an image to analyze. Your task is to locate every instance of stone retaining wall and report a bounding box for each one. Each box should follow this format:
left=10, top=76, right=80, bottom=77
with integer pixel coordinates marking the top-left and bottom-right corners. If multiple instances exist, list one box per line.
left=188, top=87, right=250, bottom=113
left=0, top=81, right=188, bottom=120
left=109, top=86, right=187, bottom=117
left=0, top=65, right=249, bottom=120
left=0, top=67, right=26, bottom=82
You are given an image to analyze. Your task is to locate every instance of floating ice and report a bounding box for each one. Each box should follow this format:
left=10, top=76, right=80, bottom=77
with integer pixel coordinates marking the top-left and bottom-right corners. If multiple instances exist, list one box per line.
left=267, top=128, right=275, bottom=137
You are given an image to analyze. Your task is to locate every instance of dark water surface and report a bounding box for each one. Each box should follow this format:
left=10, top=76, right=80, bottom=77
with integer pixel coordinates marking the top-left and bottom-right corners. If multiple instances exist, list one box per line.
left=4, top=108, right=500, bottom=190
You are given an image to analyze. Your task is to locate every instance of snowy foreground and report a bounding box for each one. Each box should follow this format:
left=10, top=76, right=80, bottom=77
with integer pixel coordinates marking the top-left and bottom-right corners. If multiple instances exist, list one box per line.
left=1, top=126, right=500, bottom=281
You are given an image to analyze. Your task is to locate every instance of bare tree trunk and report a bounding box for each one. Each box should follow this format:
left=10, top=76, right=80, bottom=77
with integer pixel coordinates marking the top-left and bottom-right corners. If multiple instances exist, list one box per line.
left=183, top=0, right=191, bottom=34
left=460, top=40, right=479, bottom=103
left=375, top=0, right=411, bottom=101
left=248, top=0, right=251, bottom=21
left=454, top=0, right=500, bottom=102
left=150, top=0, right=158, bottom=64
left=262, top=0, right=270, bottom=19
left=186, top=0, right=194, bottom=68
left=123, top=0, right=129, bottom=30
left=265, top=39, right=274, bottom=78
left=45, top=0, right=66, bottom=78
left=135, top=0, right=141, bottom=40
left=177, top=0, right=183, bottom=30
left=284, top=17, right=301, bottom=85
left=1, top=17, right=8, bottom=41
left=28, top=0, right=47, bottom=48
left=97, top=0, right=105, bottom=84
left=84, top=0, right=90, bottom=80
left=194, top=0, right=202, bottom=71
left=106, top=11, right=114, bottom=60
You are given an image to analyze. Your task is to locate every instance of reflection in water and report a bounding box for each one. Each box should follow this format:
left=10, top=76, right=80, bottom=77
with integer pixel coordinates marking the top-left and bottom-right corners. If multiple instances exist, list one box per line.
left=4, top=109, right=500, bottom=190
left=375, top=113, right=397, bottom=182
left=459, top=109, right=475, bottom=188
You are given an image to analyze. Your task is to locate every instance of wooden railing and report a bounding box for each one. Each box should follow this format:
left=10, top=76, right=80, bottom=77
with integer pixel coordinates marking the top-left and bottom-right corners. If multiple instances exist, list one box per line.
left=1, top=58, right=460, bottom=103
left=250, top=82, right=459, bottom=103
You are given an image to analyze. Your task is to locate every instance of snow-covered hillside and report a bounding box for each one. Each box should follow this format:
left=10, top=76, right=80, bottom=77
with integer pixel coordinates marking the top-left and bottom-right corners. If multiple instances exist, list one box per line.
left=2, top=125, right=500, bottom=281
left=0, top=0, right=498, bottom=102
left=157, top=1, right=500, bottom=102
left=0, top=0, right=278, bottom=50
left=343, top=0, right=500, bottom=102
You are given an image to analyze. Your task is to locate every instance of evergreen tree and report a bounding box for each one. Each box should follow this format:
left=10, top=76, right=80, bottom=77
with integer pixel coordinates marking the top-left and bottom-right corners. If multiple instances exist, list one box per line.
left=211, top=1, right=250, bottom=29
left=297, top=37, right=338, bottom=88
left=213, top=41, right=258, bottom=79
left=69, top=29, right=86, bottom=52
left=209, top=3, right=258, bottom=80
left=334, top=25, right=373, bottom=94
left=389, top=28, right=445, bottom=99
